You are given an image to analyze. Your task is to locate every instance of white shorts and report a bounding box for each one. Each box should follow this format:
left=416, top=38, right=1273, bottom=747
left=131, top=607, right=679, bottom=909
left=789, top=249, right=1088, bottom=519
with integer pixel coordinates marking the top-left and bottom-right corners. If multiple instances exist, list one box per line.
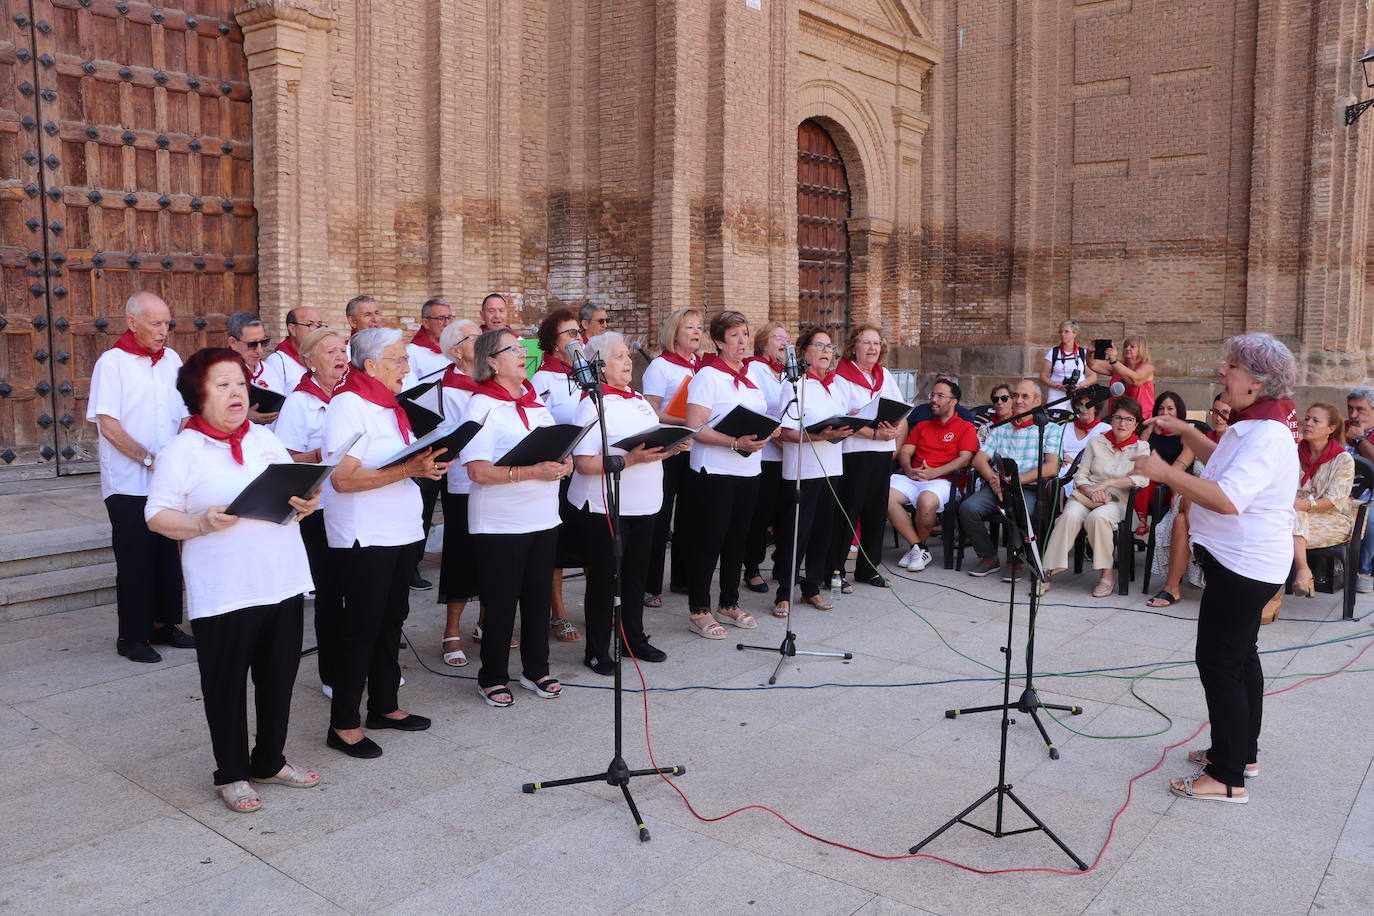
left=888, top=475, right=952, bottom=512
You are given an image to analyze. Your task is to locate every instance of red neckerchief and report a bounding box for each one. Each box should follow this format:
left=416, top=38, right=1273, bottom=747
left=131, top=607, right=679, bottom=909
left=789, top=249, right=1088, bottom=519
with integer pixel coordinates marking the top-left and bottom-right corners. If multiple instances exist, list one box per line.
left=1012, top=415, right=1036, bottom=430
left=249, top=361, right=269, bottom=389
left=1073, top=416, right=1098, bottom=433
left=411, top=326, right=442, bottom=354
left=1108, top=432, right=1140, bottom=452
left=834, top=358, right=883, bottom=396
left=1299, top=437, right=1344, bottom=485
left=1230, top=396, right=1299, bottom=439
left=186, top=415, right=249, bottom=464
left=112, top=329, right=166, bottom=366
left=657, top=350, right=699, bottom=373
left=537, top=354, right=573, bottom=376
left=274, top=336, right=307, bottom=368
left=475, top=377, right=541, bottom=429
left=441, top=365, right=478, bottom=392
left=293, top=372, right=332, bottom=404
left=583, top=383, right=643, bottom=401
left=1205, top=429, right=1223, bottom=443
left=807, top=369, right=836, bottom=393
left=337, top=369, right=413, bottom=443
left=745, top=355, right=785, bottom=374
left=700, top=354, right=756, bottom=389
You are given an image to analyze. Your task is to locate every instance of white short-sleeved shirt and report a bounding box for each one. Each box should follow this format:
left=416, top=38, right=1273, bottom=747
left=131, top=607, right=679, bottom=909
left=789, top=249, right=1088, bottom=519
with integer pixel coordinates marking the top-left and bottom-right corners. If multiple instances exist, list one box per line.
left=320, top=391, right=424, bottom=548
left=569, top=391, right=665, bottom=517
left=746, top=359, right=784, bottom=462
left=261, top=347, right=308, bottom=396
left=145, top=424, right=313, bottom=620
left=1044, top=346, right=1090, bottom=389
left=641, top=355, right=696, bottom=406
left=441, top=380, right=475, bottom=495
left=833, top=364, right=906, bottom=455
left=532, top=367, right=582, bottom=425
left=688, top=364, right=770, bottom=477
left=460, top=393, right=561, bottom=534
left=401, top=342, right=451, bottom=390
left=87, top=346, right=189, bottom=499
left=273, top=388, right=328, bottom=455
left=1058, top=421, right=1110, bottom=477
left=247, top=360, right=281, bottom=395
left=779, top=377, right=846, bottom=480
left=1190, top=419, right=1299, bottom=584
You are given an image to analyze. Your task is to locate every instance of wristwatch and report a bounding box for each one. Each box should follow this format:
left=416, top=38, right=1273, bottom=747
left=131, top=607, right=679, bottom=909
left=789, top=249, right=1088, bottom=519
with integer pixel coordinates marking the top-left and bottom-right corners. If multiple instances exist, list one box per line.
left=141, top=453, right=154, bottom=468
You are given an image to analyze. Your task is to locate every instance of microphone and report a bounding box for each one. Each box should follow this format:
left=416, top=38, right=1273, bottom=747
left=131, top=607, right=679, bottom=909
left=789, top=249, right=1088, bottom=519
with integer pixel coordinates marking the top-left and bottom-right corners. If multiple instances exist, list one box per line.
left=564, top=339, right=599, bottom=390
left=782, top=344, right=803, bottom=383
left=1085, top=380, right=1126, bottom=408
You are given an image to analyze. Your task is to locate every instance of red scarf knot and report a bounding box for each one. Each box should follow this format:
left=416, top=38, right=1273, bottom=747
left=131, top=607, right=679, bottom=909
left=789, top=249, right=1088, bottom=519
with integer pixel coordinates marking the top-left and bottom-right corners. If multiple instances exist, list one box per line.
left=186, top=415, right=250, bottom=465
left=249, top=361, right=270, bottom=389
left=1299, top=437, right=1344, bottom=486
left=411, top=326, right=442, bottom=354
left=293, top=372, right=333, bottom=404
left=807, top=369, right=836, bottom=393
left=537, top=354, right=573, bottom=376
left=745, top=355, right=785, bottom=374
left=657, top=351, right=700, bottom=373
left=1012, top=415, right=1036, bottom=430
left=337, top=369, right=414, bottom=443
left=1073, top=416, right=1098, bottom=433
left=1230, top=396, right=1298, bottom=439
left=112, top=329, right=166, bottom=366
left=275, top=336, right=307, bottom=368
left=700, top=354, right=757, bottom=389
left=834, top=358, right=884, bottom=396
left=441, top=365, right=478, bottom=392
left=475, top=378, right=541, bottom=429
left=583, top=384, right=643, bottom=401
left=1108, top=432, right=1140, bottom=452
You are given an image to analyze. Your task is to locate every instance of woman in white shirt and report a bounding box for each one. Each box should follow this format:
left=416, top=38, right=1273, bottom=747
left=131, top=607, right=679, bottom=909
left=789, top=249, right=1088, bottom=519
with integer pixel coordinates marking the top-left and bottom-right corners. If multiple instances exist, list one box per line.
left=436, top=319, right=481, bottom=667
left=827, top=324, right=906, bottom=590
left=459, top=328, right=575, bottom=707
left=683, top=311, right=776, bottom=638
left=273, top=327, right=348, bottom=696
left=322, top=328, right=449, bottom=759
left=146, top=348, right=321, bottom=814
left=641, top=307, right=702, bottom=607
left=570, top=333, right=678, bottom=673
left=1134, top=333, right=1300, bottom=805
left=1039, top=319, right=1097, bottom=395
left=742, top=321, right=791, bottom=593
left=773, top=328, right=853, bottom=616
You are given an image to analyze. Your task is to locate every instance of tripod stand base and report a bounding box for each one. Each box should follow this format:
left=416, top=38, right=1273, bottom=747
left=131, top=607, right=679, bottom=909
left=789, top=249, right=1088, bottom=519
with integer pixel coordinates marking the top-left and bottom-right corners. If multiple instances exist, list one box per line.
left=909, top=782, right=1089, bottom=871
left=523, top=759, right=686, bottom=843
left=944, top=688, right=1083, bottom=759
left=737, top=631, right=853, bottom=685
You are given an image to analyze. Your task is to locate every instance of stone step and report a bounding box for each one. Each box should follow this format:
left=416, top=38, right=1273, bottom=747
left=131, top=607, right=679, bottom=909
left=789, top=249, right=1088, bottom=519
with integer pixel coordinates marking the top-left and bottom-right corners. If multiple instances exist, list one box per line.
left=0, top=524, right=114, bottom=579
left=0, top=562, right=119, bottom=624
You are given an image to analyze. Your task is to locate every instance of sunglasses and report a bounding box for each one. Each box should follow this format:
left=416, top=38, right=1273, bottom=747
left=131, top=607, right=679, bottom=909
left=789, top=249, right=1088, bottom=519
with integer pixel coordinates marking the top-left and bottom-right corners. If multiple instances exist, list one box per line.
left=243, top=339, right=271, bottom=349
left=991, top=395, right=1011, bottom=403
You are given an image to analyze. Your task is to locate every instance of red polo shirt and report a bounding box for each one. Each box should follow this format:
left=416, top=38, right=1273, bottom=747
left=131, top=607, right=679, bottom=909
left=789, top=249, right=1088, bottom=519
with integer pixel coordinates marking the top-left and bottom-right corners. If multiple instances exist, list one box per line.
left=904, top=414, right=979, bottom=473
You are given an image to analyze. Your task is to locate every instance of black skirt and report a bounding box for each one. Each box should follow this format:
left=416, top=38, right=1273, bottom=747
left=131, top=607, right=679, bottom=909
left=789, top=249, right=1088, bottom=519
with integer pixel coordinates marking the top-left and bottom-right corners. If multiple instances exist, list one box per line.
left=554, top=475, right=586, bottom=569
left=438, top=490, right=479, bottom=602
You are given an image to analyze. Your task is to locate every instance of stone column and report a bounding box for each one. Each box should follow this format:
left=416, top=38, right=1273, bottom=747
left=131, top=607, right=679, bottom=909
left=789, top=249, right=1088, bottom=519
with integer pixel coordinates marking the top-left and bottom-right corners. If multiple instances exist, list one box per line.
left=234, top=0, right=336, bottom=332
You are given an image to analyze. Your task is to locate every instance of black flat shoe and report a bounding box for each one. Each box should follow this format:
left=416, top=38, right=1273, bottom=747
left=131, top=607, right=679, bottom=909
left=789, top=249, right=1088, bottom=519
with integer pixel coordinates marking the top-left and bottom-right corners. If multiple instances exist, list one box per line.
left=149, top=625, right=195, bottom=649
left=858, top=574, right=890, bottom=588
left=583, top=656, right=616, bottom=676
left=116, top=639, right=161, bottom=664
left=410, top=572, right=434, bottom=591
left=627, top=640, right=667, bottom=663
left=743, top=573, right=769, bottom=593
left=364, top=713, right=431, bottom=731
left=326, top=729, right=383, bottom=758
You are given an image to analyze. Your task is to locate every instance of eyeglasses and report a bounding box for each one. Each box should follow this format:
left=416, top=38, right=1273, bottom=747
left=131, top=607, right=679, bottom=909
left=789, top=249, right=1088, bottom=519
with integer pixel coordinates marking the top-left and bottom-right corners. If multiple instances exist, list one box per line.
left=243, top=339, right=270, bottom=349
left=1210, top=408, right=1231, bottom=418
left=559, top=328, right=583, bottom=338
left=1110, top=415, right=1136, bottom=423
left=991, top=395, right=1011, bottom=403
left=810, top=343, right=836, bottom=352
left=490, top=344, right=521, bottom=359
left=381, top=354, right=410, bottom=364
left=929, top=392, right=955, bottom=401
left=288, top=320, right=323, bottom=330
left=587, top=317, right=608, bottom=326
left=424, top=314, right=453, bottom=324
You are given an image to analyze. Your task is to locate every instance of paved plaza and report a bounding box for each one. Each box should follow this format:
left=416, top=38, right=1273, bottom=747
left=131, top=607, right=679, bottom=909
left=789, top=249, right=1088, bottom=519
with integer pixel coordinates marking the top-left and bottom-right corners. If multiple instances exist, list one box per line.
left=2, top=546, right=1373, bottom=915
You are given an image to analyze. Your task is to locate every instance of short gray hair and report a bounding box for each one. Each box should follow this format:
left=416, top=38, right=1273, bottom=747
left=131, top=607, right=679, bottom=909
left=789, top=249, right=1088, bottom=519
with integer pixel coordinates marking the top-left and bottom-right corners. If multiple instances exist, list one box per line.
left=1224, top=333, right=1297, bottom=399
left=585, top=331, right=625, bottom=364
left=1059, top=319, right=1080, bottom=334
left=421, top=297, right=450, bottom=319
left=1349, top=386, right=1374, bottom=406
left=350, top=327, right=404, bottom=370
left=439, top=319, right=480, bottom=360
left=579, top=302, right=606, bottom=321
left=125, top=291, right=164, bottom=317
left=471, top=328, right=516, bottom=383
left=345, top=295, right=377, bottom=319
left=226, top=310, right=263, bottom=341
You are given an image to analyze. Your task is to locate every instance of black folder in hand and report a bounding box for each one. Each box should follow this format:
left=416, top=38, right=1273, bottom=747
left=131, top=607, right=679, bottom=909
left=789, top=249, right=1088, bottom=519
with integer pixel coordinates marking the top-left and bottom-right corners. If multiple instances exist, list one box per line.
left=611, top=424, right=697, bottom=453
left=397, top=380, right=445, bottom=438
left=495, top=422, right=596, bottom=467
left=804, top=395, right=912, bottom=434
left=376, top=420, right=483, bottom=469
left=711, top=406, right=781, bottom=456
left=248, top=385, right=285, bottom=414
left=225, top=432, right=360, bottom=524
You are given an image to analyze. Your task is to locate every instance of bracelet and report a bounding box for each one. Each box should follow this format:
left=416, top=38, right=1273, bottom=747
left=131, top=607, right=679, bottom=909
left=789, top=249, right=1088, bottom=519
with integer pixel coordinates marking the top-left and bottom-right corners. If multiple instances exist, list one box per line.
left=731, top=438, right=738, bottom=451
left=507, top=466, right=515, bottom=483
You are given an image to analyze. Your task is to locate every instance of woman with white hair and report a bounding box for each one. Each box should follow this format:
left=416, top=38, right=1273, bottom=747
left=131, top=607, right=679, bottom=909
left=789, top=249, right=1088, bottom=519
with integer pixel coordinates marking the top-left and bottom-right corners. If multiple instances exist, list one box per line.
left=569, top=331, right=677, bottom=673
left=1134, top=332, right=1299, bottom=805
left=321, top=328, right=450, bottom=758
left=436, top=319, right=482, bottom=667
left=1040, top=318, right=1098, bottom=395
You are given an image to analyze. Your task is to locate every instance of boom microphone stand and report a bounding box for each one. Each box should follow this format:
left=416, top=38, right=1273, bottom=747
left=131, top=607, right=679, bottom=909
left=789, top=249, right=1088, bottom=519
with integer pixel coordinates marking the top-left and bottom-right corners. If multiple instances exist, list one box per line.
left=521, top=344, right=684, bottom=842
left=738, top=347, right=854, bottom=684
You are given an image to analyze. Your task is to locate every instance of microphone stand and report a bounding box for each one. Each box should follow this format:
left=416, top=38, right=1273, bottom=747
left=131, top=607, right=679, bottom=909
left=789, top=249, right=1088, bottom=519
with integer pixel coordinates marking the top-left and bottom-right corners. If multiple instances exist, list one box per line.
left=522, top=351, right=684, bottom=842
left=737, top=355, right=854, bottom=684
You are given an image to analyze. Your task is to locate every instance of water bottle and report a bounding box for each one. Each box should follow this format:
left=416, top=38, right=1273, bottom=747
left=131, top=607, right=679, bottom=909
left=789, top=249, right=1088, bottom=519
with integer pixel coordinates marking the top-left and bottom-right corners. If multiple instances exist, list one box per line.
left=829, top=572, right=843, bottom=604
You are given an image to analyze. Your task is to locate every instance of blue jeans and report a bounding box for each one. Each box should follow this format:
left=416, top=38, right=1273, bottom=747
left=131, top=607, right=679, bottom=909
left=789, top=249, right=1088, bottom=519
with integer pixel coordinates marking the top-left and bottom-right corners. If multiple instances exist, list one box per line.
left=1360, top=514, right=1374, bottom=575
left=958, top=484, right=1040, bottom=562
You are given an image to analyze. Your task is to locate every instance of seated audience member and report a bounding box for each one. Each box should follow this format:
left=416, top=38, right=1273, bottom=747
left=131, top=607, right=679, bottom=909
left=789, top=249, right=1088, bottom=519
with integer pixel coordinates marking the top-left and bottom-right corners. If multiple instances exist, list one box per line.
left=1134, top=391, right=1194, bottom=535
left=1039, top=319, right=1097, bottom=395
left=908, top=372, right=976, bottom=426
left=1344, top=385, right=1374, bottom=594
left=887, top=378, right=978, bottom=571
left=1058, top=390, right=1110, bottom=495
left=1039, top=397, right=1150, bottom=597
left=977, top=382, right=1014, bottom=446
left=146, top=348, right=320, bottom=813
left=959, top=379, right=1063, bottom=581
left=1087, top=335, right=1156, bottom=419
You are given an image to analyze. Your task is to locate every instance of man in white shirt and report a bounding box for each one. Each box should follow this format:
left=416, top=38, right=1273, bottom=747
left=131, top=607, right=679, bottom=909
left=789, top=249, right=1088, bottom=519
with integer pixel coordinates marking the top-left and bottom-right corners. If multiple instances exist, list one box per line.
left=478, top=293, right=509, bottom=332
left=261, top=305, right=322, bottom=394
left=401, top=298, right=453, bottom=389
left=227, top=311, right=278, bottom=424
left=87, top=292, right=192, bottom=663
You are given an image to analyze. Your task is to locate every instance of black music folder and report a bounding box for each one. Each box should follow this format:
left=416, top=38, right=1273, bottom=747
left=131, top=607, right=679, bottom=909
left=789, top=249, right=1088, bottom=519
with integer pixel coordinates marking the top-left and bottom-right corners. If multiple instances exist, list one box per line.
left=495, top=422, right=596, bottom=467
left=611, top=424, right=697, bottom=453
left=248, top=385, right=285, bottom=414
left=711, top=405, right=781, bottom=456
left=804, top=395, right=912, bottom=434
left=377, top=420, right=483, bottom=469
left=397, top=380, right=445, bottom=438
left=225, top=432, right=360, bottom=524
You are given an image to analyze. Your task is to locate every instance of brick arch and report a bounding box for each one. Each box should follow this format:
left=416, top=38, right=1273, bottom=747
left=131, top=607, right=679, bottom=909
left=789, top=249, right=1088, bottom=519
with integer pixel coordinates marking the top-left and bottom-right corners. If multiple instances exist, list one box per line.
left=795, top=81, right=890, bottom=225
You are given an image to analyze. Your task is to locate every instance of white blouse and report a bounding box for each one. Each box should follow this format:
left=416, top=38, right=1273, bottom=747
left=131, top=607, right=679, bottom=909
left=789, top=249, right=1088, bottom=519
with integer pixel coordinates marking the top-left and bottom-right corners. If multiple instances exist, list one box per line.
left=86, top=346, right=188, bottom=499
left=687, top=363, right=770, bottom=477
left=1190, top=419, right=1300, bottom=584
left=145, top=424, right=313, bottom=620
left=779, top=376, right=846, bottom=481
left=833, top=365, right=906, bottom=455
left=440, top=380, right=476, bottom=495
left=1058, top=421, right=1110, bottom=477
left=745, top=359, right=784, bottom=463
left=569, top=391, right=665, bottom=517
left=273, top=389, right=328, bottom=455
left=401, top=342, right=451, bottom=390
left=460, top=392, right=561, bottom=535
left=261, top=348, right=308, bottom=396
left=320, top=391, right=424, bottom=549
left=531, top=367, right=582, bottom=425
left=641, top=356, right=696, bottom=406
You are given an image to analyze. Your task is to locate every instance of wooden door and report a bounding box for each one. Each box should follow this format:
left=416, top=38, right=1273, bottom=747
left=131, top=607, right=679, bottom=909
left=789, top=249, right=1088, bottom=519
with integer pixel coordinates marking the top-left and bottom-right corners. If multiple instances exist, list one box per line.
left=0, top=0, right=256, bottom=480
left=797, top=120, right=850, bottom=337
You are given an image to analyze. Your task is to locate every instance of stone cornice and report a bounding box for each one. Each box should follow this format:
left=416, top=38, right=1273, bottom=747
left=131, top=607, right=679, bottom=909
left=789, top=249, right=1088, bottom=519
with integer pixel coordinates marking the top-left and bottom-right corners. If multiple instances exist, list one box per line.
left=799, top=0, right=941, bottom=66
left=234, top=0, right=336, bottom=32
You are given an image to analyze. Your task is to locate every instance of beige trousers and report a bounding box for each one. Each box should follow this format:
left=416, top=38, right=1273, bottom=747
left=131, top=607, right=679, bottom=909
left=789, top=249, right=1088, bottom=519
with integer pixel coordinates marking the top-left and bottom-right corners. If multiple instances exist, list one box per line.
left=1043, top=498, right=1127, bottom=572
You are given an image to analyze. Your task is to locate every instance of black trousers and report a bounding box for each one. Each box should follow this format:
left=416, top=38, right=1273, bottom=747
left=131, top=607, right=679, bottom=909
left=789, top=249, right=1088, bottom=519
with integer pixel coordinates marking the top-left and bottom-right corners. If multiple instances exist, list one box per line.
left=774, top=477, right=836, bottom=602
left=474, top=528, right=556, bottom=689
left=744, top=460, right=783, bottom=577
left=298, top=512, right=343, bottom=687
left=687, top=470, right=760, bottom=612
left=438, top=491, right=479, bottom=603
left=647, top=452, right=693, bottom=594
left=827, top=451, right=892, bottom=581
left=415, top=476, right=442, bottom=568
left=105, top=494, right=184, bottom=641
left=577, top=507, right=654, bottom=663
left=330, top=540, right=421, bottom=730
left=1194, top=548, right=1277, bottom=787
left=190, top=596, right=304, bottom=786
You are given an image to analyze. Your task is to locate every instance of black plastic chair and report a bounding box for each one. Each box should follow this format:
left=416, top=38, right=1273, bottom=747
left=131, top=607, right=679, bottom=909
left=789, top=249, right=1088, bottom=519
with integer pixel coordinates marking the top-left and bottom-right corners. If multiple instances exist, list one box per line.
left=1284, top=454, right=1374, bottom=620
left=1067, top=486, right=1138, bottom=596
left=894, top=467, right=971, bottom=570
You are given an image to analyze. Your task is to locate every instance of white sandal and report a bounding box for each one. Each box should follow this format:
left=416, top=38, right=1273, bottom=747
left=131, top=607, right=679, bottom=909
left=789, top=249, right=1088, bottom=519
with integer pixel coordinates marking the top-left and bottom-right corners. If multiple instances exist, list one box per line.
left=441, top=636, right=468, bottom=667
left=687, top=614, right=728, bottom=640
left=1170, top=768, right=1248, bottom=804
left=251, top=763, right=320, bottom=788
left=219, top=780, right=262, bottom=813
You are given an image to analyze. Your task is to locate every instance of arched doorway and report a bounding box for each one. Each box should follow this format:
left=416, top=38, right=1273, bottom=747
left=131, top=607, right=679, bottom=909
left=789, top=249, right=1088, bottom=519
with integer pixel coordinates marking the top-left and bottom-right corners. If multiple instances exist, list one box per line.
left=796, top=120, right=851, bottom=336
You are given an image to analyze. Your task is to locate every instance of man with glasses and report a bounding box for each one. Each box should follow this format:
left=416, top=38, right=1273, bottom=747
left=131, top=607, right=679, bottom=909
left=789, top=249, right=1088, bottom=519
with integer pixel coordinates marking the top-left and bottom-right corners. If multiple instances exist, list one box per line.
left=262, top=305, right=323, bottom=394
left=959, top=377, right=1063, bottom=579
left=403, top=298, right=454, bottom=389
left=578, top=303, right=609, bottom=342
left=907, top=372, right=976, bottom=426
left=226, top=311, right=279, bottom=424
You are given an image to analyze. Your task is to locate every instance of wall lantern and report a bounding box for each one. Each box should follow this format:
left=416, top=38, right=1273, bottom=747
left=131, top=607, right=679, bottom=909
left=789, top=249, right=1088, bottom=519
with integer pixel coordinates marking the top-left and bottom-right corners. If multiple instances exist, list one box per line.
left=1345, top=47, right=1374, bottom=125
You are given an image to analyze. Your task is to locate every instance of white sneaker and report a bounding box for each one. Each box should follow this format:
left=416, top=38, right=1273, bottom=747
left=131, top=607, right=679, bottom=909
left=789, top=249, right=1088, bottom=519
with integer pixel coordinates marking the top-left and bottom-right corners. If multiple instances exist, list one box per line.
left=1358, top=573, right=1373, bottom=594
left=901, top=545, right=932, bottom=571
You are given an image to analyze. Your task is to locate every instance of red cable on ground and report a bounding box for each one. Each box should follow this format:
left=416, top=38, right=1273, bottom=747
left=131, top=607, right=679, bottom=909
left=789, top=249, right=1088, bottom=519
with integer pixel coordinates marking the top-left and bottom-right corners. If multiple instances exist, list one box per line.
left=618, top=621, right=1374, bottom=875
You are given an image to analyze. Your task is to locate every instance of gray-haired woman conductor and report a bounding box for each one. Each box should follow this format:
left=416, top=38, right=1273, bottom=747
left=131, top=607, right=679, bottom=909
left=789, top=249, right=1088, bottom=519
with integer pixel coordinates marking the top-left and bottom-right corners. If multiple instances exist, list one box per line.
left=1132, top=333, right=1298, bottom=805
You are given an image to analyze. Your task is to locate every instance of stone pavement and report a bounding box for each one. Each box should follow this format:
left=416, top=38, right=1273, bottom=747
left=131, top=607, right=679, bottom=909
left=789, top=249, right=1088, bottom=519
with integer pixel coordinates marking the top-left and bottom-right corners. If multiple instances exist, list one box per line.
left=2, top=547, right=1373, bottom=915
